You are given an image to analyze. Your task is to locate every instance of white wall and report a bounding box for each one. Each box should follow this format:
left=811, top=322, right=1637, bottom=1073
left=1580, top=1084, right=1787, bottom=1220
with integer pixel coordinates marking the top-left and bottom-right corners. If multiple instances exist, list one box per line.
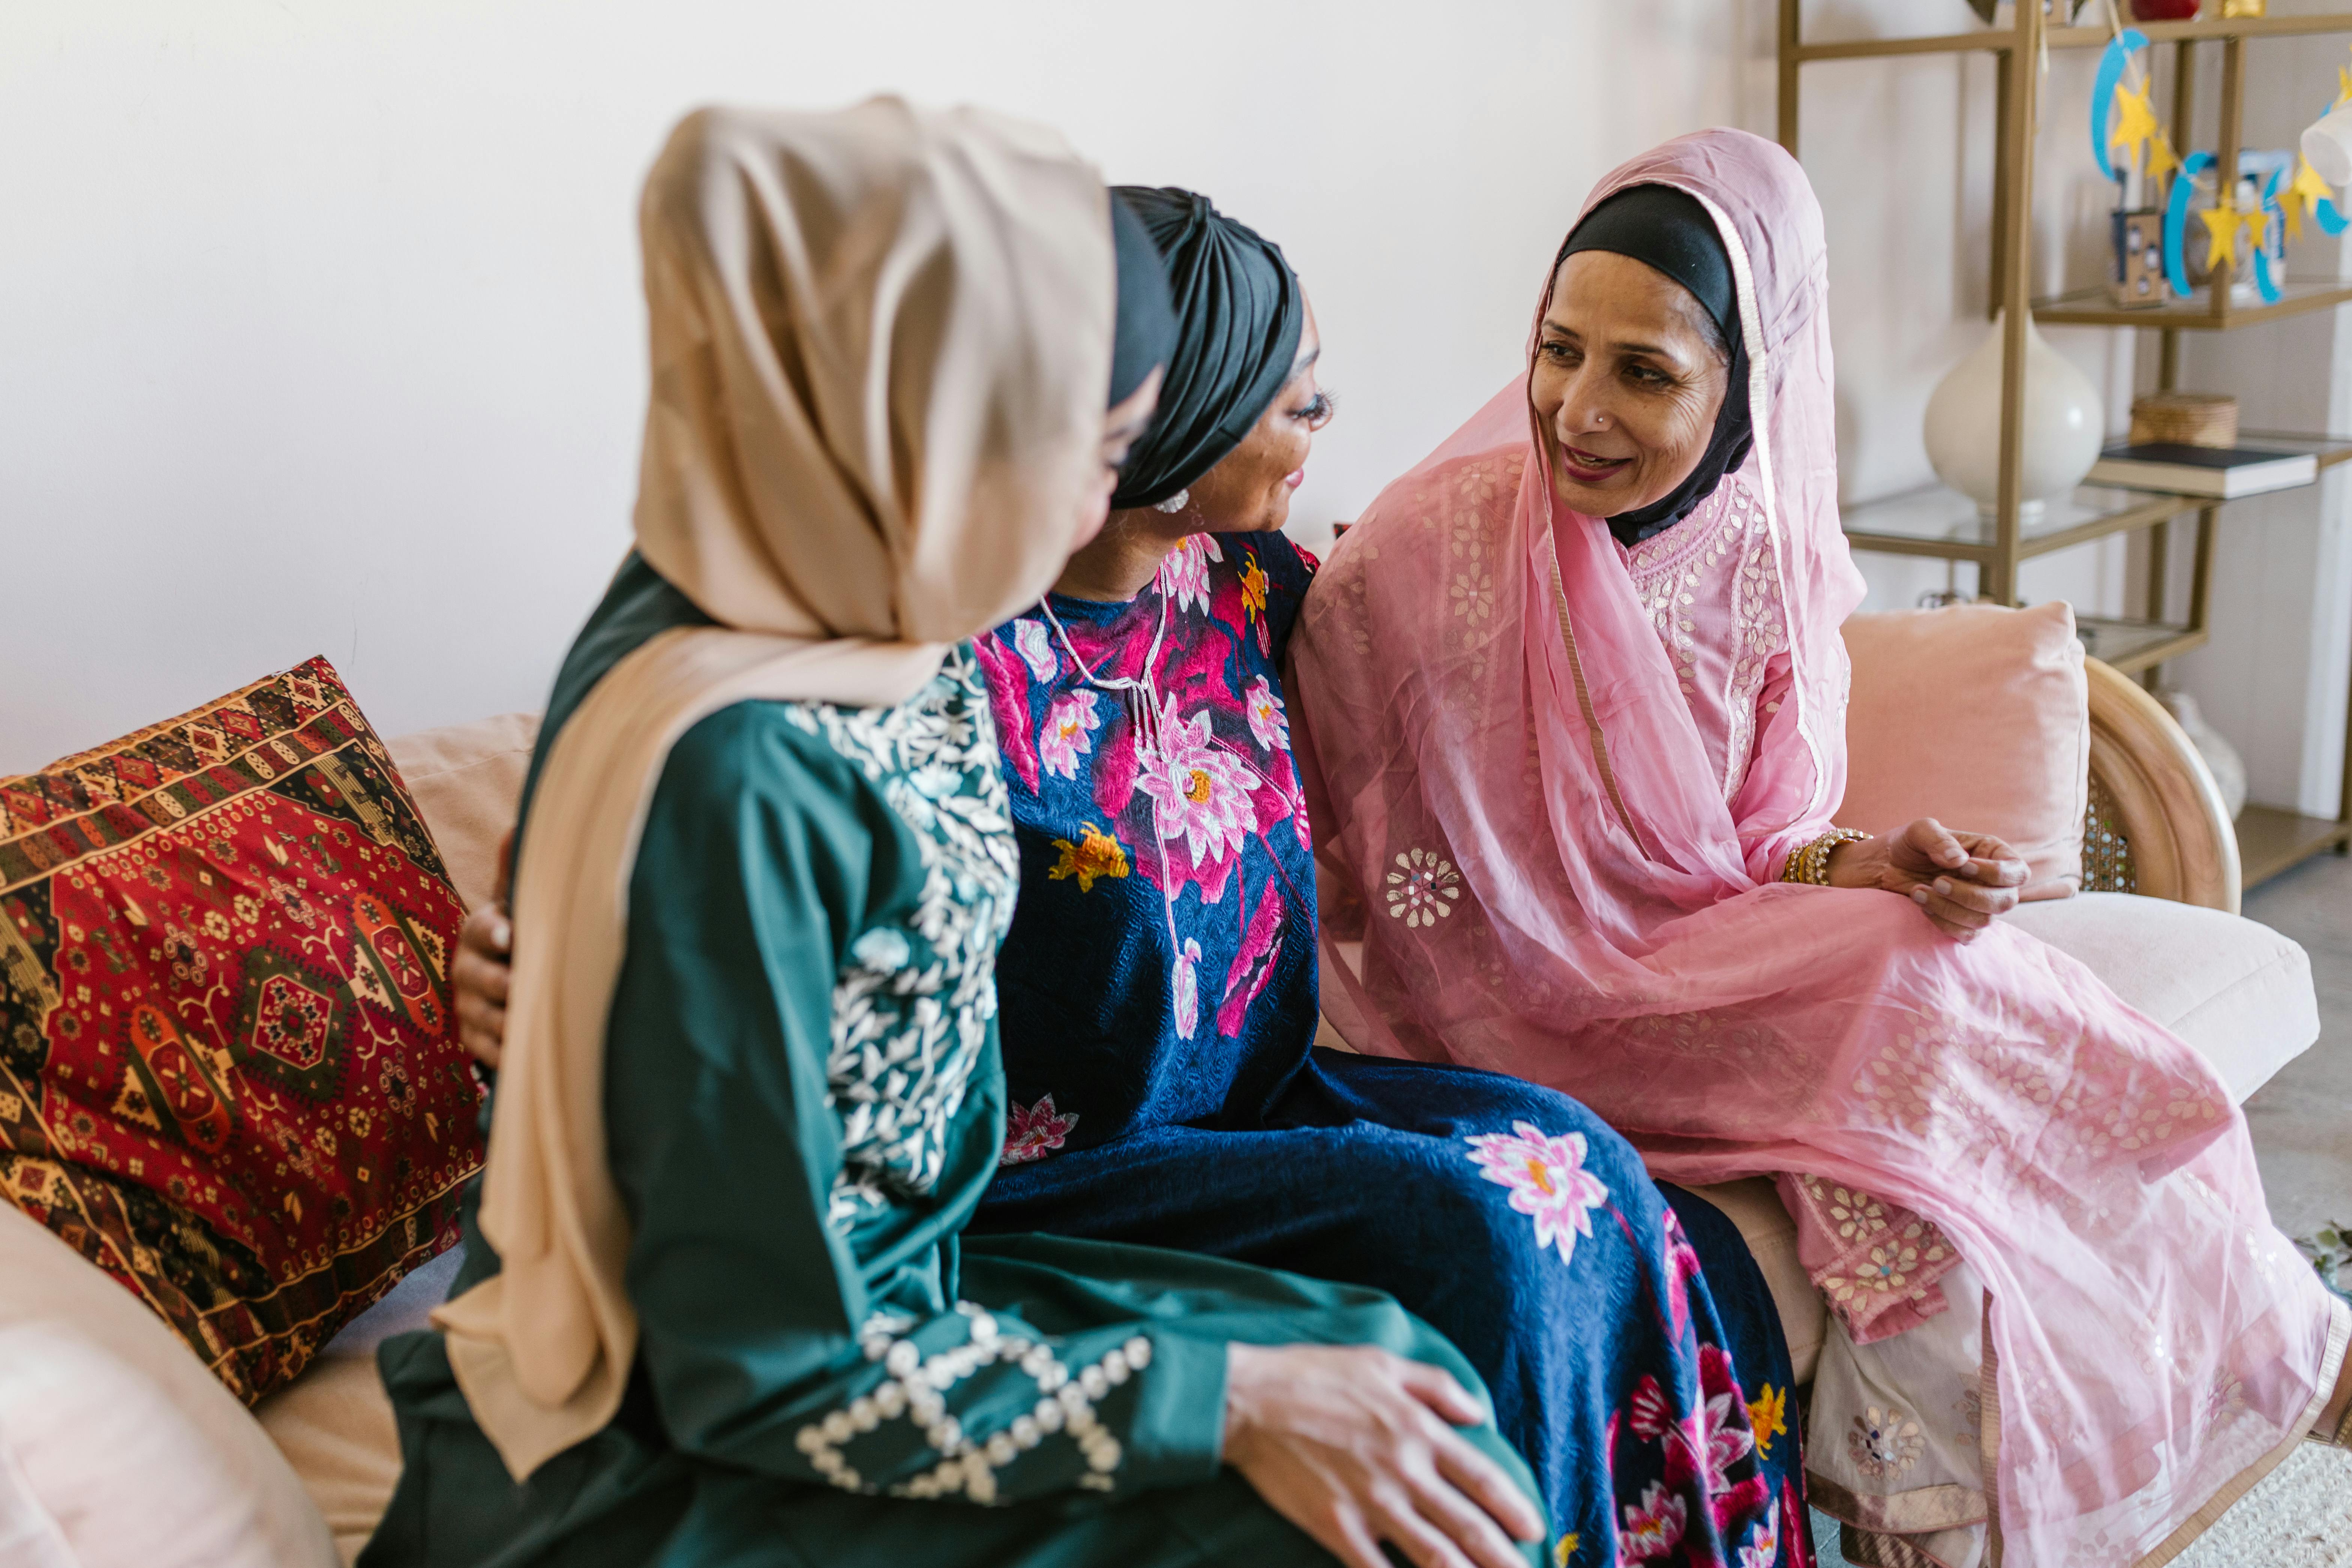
left=0, top=0, right=1761, bottom=772
left=7, top=0, right=2346, bottom=815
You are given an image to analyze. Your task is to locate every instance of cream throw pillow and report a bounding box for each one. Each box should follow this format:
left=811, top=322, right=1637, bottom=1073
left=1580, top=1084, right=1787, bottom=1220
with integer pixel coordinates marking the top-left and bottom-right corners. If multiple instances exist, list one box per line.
left=385, top=712, right=541, bottom=912
left=0, top=1201, right=335, bottom=1567
left=1838, top=601, right=2089, bottom=901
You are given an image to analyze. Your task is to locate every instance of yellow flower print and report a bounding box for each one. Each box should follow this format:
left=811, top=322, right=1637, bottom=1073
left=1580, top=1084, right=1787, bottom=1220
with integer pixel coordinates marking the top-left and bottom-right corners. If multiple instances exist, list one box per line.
left=1748, top=1383, right=1788, bottom=1459
left=1239, top=553, right=1270, bottom=623
left=1552, top=1534, right=1580, bottom=1567
left=1049, top=822, right=1130, bottom=893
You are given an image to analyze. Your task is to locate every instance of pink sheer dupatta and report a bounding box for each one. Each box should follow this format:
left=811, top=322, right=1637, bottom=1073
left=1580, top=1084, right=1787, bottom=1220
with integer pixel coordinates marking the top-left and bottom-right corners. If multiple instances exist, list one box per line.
left=1292, top=130, right=2343, bottom=1564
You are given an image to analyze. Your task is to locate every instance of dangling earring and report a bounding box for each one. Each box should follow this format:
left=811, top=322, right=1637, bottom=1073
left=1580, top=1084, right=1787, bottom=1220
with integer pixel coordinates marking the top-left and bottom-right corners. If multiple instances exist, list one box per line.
left=1154, top=489, right=1189, bottom=514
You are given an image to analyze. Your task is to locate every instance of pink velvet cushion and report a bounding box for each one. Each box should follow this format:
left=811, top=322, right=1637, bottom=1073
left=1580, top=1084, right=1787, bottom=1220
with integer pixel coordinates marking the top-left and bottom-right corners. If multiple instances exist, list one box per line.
left=1837, top=601, right=2088, bottom=901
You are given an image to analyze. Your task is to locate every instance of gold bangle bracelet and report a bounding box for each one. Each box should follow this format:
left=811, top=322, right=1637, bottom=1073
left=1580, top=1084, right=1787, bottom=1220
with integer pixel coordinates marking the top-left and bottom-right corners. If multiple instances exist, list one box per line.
left=1781, top=828, right=1871, bottom=886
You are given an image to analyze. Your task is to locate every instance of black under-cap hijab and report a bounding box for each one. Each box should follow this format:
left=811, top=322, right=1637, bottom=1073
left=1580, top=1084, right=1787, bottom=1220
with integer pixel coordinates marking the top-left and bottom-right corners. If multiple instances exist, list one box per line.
left=1108, top=186, right=1304, bottom=510
left=1109, top=192, right=1178, bottom=407
left=1556, top=184, right=1753, bottom=547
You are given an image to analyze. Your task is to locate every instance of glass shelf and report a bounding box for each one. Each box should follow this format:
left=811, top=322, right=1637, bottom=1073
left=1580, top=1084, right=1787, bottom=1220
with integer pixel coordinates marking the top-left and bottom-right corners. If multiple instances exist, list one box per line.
left=2076, top=616, right=2206, bottom=675
left=2233, top=431, right=2352, bottom=473
left=1841, top=483, right=2192, bottom=562
left=2033, top=281, right=2352, bottom=332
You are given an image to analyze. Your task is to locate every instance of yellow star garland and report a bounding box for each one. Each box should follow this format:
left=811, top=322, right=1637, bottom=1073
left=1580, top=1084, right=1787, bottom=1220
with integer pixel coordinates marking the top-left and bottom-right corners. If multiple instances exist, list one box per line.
left=2201, top=200, right=2243, bottom=273
left=2289, top=156, right=2334, bottom=242
left=2110, top=79, right=2161, bottom=172
left=2339, top=60, right=2352, bottom=108
left=2144, top=129, right=2183, bottom=192
left=2241, top=205, right=2270, bottom=254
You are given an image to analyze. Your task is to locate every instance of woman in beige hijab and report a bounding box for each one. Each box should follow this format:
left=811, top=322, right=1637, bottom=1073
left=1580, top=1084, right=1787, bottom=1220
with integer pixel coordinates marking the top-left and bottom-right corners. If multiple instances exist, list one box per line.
left=359, top=101, right=1544, bottom=1568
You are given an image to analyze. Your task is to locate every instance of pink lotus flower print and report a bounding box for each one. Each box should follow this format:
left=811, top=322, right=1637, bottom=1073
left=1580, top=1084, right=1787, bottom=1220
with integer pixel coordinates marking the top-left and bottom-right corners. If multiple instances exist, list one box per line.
left=1679, top=1344, right=1758, bottom=1502
left=1000, top=1095, right=1079, bottom=1165
left=1781, top=1479, right=1814, bottom=1568
left=1629, top=1374, right=1676, bottom=1444
left=1617, top=1481, right=1688, bottom=1564
left=1736, top=1497, right=1781, bottom=1568
left=1662, top=1207, right=1703, bottom=1341
left=1137, top=700, right=1262, bottom=878
left=1039, top=690, right=1102, bottom=780
left=1173, top=938, right=1202, bottom=1039
left=1244, top=674, right=1290, bottom=753
left=1465, top=1121, right=1610, bottom=1267
left=1157, top=532, right=1223, bottom=614
left=1013, top=617, right=1058, bottom=681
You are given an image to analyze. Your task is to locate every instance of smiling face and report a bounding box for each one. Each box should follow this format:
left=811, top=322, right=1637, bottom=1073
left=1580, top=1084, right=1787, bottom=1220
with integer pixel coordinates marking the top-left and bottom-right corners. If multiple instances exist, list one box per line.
left=1172, top=295, right=1333, bottom=535
left=1528, top=250, right=1730, bottom=517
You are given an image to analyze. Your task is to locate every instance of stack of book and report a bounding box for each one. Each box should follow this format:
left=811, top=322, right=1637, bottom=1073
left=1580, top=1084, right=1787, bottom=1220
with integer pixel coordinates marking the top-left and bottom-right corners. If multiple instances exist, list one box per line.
left=2085, top=443, right=2318, bottom=499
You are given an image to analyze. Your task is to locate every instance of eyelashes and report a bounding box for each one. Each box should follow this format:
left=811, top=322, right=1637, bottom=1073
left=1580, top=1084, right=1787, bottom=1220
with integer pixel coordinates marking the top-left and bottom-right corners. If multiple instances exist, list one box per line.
left=1293, top=390, right=1337, bottom=424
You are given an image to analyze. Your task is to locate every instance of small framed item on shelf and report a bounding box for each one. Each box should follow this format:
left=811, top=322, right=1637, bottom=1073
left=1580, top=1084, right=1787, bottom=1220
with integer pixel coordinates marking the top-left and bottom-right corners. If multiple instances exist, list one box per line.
left=2111, top=207, right=2169, bottom=307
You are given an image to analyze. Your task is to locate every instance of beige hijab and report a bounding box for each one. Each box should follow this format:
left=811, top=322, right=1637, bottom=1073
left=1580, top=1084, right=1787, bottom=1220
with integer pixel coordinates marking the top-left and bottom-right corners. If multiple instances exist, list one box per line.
left=430, top=99, right=1112, bottom=1481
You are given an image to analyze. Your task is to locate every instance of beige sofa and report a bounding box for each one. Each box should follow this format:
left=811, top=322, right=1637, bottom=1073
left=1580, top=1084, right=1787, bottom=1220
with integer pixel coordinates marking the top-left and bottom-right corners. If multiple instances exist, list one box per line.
left=12, top=634, right=2316, bottom=1565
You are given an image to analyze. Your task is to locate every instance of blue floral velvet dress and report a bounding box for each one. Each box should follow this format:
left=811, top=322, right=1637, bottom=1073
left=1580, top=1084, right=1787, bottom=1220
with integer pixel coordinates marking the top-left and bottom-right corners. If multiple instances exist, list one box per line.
left=971, top=533, right=1814, bottom=1568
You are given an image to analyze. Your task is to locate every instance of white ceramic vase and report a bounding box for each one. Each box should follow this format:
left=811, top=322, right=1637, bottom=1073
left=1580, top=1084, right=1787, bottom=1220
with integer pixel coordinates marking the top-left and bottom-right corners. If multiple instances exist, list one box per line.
left=2157, top=688, right=2249, bottom=821
left=1923, top=310, right=2105, bottom=524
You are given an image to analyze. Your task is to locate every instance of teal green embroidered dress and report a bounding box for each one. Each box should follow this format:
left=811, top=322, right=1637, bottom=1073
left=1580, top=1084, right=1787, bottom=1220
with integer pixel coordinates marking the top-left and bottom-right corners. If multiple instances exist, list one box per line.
left=360, top=558, right=1538, bottom=1568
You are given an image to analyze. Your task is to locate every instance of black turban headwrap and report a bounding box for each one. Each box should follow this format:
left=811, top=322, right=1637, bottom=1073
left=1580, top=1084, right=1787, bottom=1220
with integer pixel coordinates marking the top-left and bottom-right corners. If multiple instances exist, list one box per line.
left=1557, top=184, right=1753, bottom=547
left=1108, top=186, right=1305, bottom=510
left=1109, top=192, right=1177, bottom=408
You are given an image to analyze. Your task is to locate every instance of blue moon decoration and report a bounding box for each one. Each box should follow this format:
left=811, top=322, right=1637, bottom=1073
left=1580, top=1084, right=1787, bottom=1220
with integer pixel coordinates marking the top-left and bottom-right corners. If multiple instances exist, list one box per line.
left=2163, top=150, right=2214, bottom=299
left=2091, top=29, right=2151, bottom=182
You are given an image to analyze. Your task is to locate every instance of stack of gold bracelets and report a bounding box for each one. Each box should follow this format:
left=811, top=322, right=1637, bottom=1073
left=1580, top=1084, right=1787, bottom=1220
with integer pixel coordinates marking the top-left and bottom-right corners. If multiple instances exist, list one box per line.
left=1779, top=827, right=1871, bottom=885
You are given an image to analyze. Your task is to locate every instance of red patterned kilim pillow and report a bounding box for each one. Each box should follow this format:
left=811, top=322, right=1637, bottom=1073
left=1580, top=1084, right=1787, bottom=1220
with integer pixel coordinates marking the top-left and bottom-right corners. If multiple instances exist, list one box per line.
left=0, top=656, right=485, bottom=1402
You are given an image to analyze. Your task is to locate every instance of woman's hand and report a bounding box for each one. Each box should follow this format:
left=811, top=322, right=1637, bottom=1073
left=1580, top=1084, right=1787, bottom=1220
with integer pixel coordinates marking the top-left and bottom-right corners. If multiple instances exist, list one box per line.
left=454, top=828, right=516, bottom=1070
left=1826, top=817, right=2027, bottom=941
left=1223, top=1343, right=1541, bottom=1568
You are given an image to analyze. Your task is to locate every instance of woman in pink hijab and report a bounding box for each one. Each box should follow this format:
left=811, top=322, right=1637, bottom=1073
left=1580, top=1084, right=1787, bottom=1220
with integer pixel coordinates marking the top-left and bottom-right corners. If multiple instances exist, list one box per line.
left=1292, top=128, right=2352, bottom=1567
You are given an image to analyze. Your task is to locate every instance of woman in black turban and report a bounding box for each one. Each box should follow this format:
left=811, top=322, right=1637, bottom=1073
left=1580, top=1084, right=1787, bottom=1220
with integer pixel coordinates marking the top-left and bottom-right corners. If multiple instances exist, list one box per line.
left=1049, top=186, right=1332, bottom=602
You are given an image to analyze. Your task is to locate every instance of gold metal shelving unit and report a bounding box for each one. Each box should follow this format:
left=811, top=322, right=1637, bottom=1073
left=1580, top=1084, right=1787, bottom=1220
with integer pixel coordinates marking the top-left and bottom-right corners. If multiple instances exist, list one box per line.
left=1779, top=1, right=2352, bottom=886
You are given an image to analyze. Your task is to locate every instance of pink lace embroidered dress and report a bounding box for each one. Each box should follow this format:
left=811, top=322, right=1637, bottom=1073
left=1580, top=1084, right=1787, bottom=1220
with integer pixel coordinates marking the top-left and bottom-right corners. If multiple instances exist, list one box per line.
left=1291, top=129, right=2348, bottom=1567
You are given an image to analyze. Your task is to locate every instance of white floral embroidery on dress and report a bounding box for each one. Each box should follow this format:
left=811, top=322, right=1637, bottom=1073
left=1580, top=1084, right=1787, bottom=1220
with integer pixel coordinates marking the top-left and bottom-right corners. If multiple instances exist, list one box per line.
left=1623, top=475, right=1790, bottom=803
left=1385, top=847, right=1460, bottom=928
left=783, top=648, right=1019, bottom=1229
left=1845, top=1405, right=1925, bottom=1480
left=793, top=1302, right=1154, bottom=1502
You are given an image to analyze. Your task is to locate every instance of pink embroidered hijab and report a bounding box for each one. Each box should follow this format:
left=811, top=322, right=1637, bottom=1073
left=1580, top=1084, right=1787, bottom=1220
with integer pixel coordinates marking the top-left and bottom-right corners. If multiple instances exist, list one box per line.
left=1293, top=130, right=2343, bottom=1563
